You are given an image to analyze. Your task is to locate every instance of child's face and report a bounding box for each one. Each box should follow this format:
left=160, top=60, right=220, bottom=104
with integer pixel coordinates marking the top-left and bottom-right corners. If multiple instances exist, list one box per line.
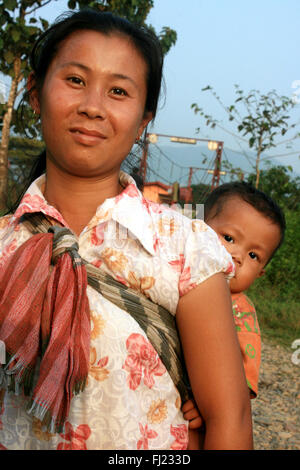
left=206, top=197, right=281, bottom=293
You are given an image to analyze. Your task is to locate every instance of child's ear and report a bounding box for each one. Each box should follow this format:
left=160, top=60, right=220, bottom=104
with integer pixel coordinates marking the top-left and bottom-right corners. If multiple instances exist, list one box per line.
left=27, top=72, right=40, bottom=115
left=257, top=268, right=265, bottom=279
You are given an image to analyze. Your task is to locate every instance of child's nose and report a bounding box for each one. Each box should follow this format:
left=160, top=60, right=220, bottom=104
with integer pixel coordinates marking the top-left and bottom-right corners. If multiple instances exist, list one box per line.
left=231, top=250, right=243, bottom=266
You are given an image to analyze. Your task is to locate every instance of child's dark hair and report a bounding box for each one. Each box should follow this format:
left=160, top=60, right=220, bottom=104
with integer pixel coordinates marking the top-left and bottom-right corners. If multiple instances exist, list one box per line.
left=204, top=181, right=286, bottom=261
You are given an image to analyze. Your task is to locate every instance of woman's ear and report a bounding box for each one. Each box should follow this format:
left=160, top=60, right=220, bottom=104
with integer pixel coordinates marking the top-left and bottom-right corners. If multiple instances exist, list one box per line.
left=27, top=72, right=40, bottom=114
left=137, top=111, right=153, bottom=140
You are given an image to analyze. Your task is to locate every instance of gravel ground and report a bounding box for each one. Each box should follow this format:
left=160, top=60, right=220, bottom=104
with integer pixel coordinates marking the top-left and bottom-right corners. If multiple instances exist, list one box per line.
left=251, top=339, right=300, bottom=450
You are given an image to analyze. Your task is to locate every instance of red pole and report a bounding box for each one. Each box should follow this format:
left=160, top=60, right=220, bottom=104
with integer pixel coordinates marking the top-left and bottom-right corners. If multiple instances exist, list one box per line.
left=139, top=136, right=149, bottom=184
left=211, top=142, right=223, bottom=191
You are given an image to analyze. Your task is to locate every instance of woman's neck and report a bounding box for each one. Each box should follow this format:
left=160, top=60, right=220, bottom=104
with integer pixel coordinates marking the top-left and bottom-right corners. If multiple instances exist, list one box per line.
left=44, top=162, right=122, bottom=236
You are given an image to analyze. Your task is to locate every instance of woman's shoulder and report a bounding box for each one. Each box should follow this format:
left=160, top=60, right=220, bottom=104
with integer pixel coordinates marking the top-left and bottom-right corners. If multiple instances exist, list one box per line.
left=0, top=213, right=14, bottom=234
left=0, top=213, right=16, bottom=256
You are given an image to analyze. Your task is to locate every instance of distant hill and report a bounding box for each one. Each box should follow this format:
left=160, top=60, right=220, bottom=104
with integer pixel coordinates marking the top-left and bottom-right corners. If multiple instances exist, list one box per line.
left=145, top=143, right=300, bottom=186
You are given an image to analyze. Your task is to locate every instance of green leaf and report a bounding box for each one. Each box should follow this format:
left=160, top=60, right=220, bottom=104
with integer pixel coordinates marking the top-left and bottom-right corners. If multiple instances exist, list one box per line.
left=68, top=0, right=77, bottom=9
left=4, top=50, right=14, bottom=64
left=249, top=137, right=255, bottom=148
left=4, top=0, right=17, bottom=11
left=40, top=18, right=49, bottom=30
left=11, top=29, right=21, bottom=42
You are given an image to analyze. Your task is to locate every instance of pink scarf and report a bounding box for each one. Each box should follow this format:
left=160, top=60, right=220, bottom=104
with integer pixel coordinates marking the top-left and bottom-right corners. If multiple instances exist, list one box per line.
left=0, top=226, right=90, bottom=433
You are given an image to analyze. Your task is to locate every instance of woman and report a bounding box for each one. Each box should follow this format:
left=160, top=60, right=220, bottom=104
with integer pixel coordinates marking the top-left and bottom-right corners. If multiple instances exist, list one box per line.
left=0, top=9, right=253, bottom=450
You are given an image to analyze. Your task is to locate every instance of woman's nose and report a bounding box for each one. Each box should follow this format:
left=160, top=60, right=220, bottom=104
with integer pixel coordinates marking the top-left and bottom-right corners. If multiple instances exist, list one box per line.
left=77, top=89, right=107, bottom=119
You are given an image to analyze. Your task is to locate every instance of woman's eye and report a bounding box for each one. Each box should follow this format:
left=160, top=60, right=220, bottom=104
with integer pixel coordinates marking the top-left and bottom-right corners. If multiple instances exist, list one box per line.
left=249, top=252, right=258, bottom=260
left=67, top=76, right=84, bottom=86
left=111, top=87, right=127, bottom=96
left=224, top=234, right=233, bottom=243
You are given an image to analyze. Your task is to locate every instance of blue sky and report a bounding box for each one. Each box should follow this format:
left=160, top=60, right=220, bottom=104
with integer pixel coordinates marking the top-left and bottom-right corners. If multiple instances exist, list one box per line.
left=146, top=0, right=300, bottom=174
left=3, top=0, right=300, bottom=179
left=40, top=0, right=300, bottom=177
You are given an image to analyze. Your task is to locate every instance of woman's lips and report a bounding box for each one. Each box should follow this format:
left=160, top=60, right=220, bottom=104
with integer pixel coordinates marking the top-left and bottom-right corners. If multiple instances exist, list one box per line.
left=69, top=127, right=107, bottom=145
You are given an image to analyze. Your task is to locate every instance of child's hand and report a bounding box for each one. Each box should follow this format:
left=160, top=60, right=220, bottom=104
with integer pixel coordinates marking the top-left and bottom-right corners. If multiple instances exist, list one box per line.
left=182, top=398, right=204, bottom=430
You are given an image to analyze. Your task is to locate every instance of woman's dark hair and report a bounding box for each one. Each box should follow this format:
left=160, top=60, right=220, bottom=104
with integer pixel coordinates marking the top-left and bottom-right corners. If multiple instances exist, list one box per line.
left=9, top=8, right=164, bottom=213
left=31, top=9, right=163, bottom=118
left=204, top=181, right=286, bottom=261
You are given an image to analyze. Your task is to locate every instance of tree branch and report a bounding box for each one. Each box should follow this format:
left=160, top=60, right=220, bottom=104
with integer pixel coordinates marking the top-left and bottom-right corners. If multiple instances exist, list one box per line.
left=24, top=0, right=52, bottom=16
left=214, top=122, right=249, bottom=143
left=261, top=150, right=300, bottom=160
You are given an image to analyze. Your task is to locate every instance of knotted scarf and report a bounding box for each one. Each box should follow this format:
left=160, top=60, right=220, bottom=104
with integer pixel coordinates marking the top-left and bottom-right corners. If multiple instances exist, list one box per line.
left=0, top=213, right=191, bottom=433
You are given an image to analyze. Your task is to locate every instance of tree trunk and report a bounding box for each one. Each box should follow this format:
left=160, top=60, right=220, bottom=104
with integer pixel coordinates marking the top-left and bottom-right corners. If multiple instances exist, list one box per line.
left=255, top=137, right=263, bottom=189
left=0, top=57, right=21, bottom=211
left=255, top=153, right=261, bottom=188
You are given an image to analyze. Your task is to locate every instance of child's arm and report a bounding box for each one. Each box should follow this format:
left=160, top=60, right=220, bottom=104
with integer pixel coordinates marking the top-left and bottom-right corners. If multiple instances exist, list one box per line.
left=182, top=399, right=205, bottom=450
left=182, top=398, right=203, bottom=429
left=176, top=272, right=253, bottom=450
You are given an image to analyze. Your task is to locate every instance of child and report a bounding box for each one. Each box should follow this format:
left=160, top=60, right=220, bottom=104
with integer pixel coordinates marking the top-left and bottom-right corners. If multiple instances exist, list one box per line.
left=183, top=181, right=286, bottom=447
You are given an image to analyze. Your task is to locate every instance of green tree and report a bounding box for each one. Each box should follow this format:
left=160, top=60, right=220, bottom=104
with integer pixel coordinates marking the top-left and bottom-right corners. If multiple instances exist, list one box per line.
left=191, top=85, right=300, bottom=188
left=247, top=208, right=300, bottom=346
left=6, top=135, right=44, bottom=209
left=0, top=0, right=177, bottom=210
left=247, top=164, right=300, bottom=210
left=69, top=0, right=177, bottom=54
left=0, top=0, right=57, bottom=210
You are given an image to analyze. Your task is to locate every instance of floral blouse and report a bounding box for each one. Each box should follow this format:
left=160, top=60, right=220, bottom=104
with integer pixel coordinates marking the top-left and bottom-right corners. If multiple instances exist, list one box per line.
left=0, top=172, right=234, bottom=450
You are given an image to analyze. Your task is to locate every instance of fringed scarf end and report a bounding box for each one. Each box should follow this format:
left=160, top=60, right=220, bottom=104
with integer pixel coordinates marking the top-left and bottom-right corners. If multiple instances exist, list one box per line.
left=2, top=354, right=35, bottom=397
left=73, top=376, right=87, bottom=395
left=27, top=398, right=65, bottom=434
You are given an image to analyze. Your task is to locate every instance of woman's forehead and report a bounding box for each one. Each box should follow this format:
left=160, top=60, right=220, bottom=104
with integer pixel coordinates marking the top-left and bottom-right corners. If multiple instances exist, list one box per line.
left=46, top=30, right=147, bottom=84
left=54, top=29, right=143, bottom=63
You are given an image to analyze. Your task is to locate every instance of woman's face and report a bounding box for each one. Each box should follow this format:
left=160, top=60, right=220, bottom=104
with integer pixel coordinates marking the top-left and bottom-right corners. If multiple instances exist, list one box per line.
left=32, top=30, right=152, bottom=178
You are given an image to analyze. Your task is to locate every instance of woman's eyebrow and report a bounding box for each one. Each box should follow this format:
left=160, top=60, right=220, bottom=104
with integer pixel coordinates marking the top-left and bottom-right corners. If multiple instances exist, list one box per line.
left=59, top=62, right=138, bottom=88
left=59, top=61, right=90, bottom=72
left=112, top=73, right=138, bottom=88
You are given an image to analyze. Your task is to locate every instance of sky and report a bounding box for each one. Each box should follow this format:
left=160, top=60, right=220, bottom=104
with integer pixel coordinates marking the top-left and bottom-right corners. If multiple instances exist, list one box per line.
left=2, top=0, right=300, bottom=182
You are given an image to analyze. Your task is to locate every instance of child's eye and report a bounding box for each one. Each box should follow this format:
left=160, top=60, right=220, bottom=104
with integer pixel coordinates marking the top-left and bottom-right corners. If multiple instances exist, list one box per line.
left=249, top=252, right=258, bottom=260
left=224, top=234, right=234, bottom=243
left=110, top=87, right=128, bottom=97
